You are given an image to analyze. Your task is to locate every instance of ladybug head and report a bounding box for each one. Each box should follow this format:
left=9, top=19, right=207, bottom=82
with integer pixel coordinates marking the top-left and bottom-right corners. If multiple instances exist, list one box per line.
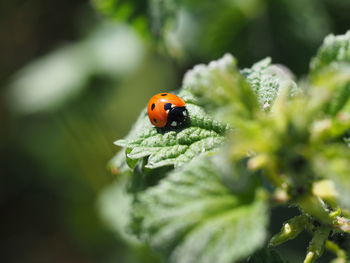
left=166, top=106, right=188, bottom=128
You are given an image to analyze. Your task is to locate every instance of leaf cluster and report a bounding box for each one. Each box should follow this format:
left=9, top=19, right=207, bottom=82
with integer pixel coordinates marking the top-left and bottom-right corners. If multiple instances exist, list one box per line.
left=110, top=31, right=350, bottom=262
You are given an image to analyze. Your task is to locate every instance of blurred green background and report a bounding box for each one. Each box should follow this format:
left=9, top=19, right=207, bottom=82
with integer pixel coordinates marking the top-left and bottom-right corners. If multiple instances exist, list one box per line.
left=0, top=0, right=350, bottom=262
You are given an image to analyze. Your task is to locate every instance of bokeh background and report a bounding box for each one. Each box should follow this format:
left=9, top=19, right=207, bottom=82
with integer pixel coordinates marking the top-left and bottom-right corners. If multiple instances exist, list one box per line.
left=1, top=1, right=350, bottom=262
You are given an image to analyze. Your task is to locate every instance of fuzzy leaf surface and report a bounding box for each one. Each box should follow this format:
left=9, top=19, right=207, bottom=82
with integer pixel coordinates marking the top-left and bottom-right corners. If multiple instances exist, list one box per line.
left=113, top=53, right=297, bottom=172
left=115, top=104, right=229, bottom=169
left=132, top=156, right=269, bottom=263
left=310, top=30, right=350, bottom=73
left=309, top=31, right=350, bottom=116
left=310, top=63, right=350, bottom=116
left=182, top=53, right=259, bottom=123
left=109, top=108, right=150, bottom=173
left=241, top=57, right=298, bottom=110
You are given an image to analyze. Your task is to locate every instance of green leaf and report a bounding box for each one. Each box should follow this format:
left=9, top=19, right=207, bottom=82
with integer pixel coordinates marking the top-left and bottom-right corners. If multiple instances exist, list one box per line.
left=113, top=53, right=254, bottom=172
left=128, top=158, right=173, bottom=193
left=269, top=215, right=312, bottom=247
left=212, top=151, right=256, bottom=194
left=98, top=178, right=163, bottom=262
left=92, top=0, right=146, bottom=21
left=182, top=53, right=259, bottom=122
left=310, top=30, right=350, bottom=73
left=108, top=148, right=132, bottom=175
left=309, top=31, right=350, bottom=116
left=308, top=33, right=349, bottom=113
left=241, top=57, right=298, bottom=110
left=114, top=53, right=297, bottom=172
left=132, top=156, right=269, bottom=263
left=115, top=103, right=229, bottom=169
left=98, top=178, right=138, bottom=244
left=304, top=226, right=330, bottom=263
left=110, top=108, right=150, bottom=174
left=310, top=111, right=350, bottom=143
left=313, top=145, right=350, bottom=209
left=311, top=63, right=350, bottom=116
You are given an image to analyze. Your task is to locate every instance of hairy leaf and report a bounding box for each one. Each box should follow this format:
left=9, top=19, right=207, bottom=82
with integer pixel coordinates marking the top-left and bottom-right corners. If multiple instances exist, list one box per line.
left=132, top=156, right=269, bottom=263
left=310, top=63, right=350, bottom=116
left=309, top=31, right=350, bottom=116
left=112, top=53, right=300, bottom=172
left=310, top=30, right=350, bottom=73
left=113, top=53, right=251, bottom=172
left=109, top=108, right=151, bottom=174
left=241, top=57, right=298, bottom=110
left=182, top=53, right=259, bottom=122
left=115, top=103, right=229, bottom=169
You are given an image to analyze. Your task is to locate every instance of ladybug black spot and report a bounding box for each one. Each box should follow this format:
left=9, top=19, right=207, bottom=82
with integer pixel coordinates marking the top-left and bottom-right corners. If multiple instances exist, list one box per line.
left=153, top=118, right=157, bottom=123
left=151, top=103, right=155, bottom=110
left=164, top=103, right=172, bottom=110
left=161, top=93, right=168, bottom=96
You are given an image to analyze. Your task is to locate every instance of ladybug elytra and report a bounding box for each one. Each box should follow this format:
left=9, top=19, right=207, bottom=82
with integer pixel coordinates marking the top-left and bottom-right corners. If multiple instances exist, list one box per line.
left=147, top=93, right=188, bottom=128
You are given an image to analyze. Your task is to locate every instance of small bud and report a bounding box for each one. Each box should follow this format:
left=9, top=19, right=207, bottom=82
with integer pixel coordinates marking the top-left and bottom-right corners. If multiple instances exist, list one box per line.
left=272, top=188, right=290, bottom=203
left=269, top=215, right=310, bottom=247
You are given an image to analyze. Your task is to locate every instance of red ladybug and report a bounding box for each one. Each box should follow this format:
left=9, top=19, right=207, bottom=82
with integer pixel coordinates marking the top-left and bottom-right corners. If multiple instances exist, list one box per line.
left=147, top=93, right=188, bottom=128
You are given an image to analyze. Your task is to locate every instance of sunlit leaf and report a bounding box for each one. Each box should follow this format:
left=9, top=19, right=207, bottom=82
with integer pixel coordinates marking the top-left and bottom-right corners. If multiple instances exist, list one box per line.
left=182, top=53, right=259, bottom=122
left=310, top=30, right=350, bottom=73
left=313, top=145, right=350, bottom=209
left=241, top=57, right=298, bottom=110
left=115, top=104, right=229, bottom=169
left=309, top=62, right=350, bottom=116
left=132, top=156, right=269, bottom=263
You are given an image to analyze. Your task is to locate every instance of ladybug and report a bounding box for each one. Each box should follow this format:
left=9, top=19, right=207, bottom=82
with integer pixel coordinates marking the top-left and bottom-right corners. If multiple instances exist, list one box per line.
left=147, top=93, right=188, bottom=128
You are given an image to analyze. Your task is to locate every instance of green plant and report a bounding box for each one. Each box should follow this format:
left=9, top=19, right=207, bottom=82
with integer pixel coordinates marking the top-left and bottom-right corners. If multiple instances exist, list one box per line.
left=92, top=0, right=350, bottom=74
left=111, top=31, right=350, bottom=262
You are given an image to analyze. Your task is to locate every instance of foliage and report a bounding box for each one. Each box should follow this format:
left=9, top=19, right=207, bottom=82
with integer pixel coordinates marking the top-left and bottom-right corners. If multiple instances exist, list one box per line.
left=92, top=0, right=350, bottom=73
left=132, top=157, right=268, bottom=263
left=115, top=104, right=229, bottom=169
left=111, top=30, right=350, bottom=263
left=7, top=23, right=144, bottom=114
